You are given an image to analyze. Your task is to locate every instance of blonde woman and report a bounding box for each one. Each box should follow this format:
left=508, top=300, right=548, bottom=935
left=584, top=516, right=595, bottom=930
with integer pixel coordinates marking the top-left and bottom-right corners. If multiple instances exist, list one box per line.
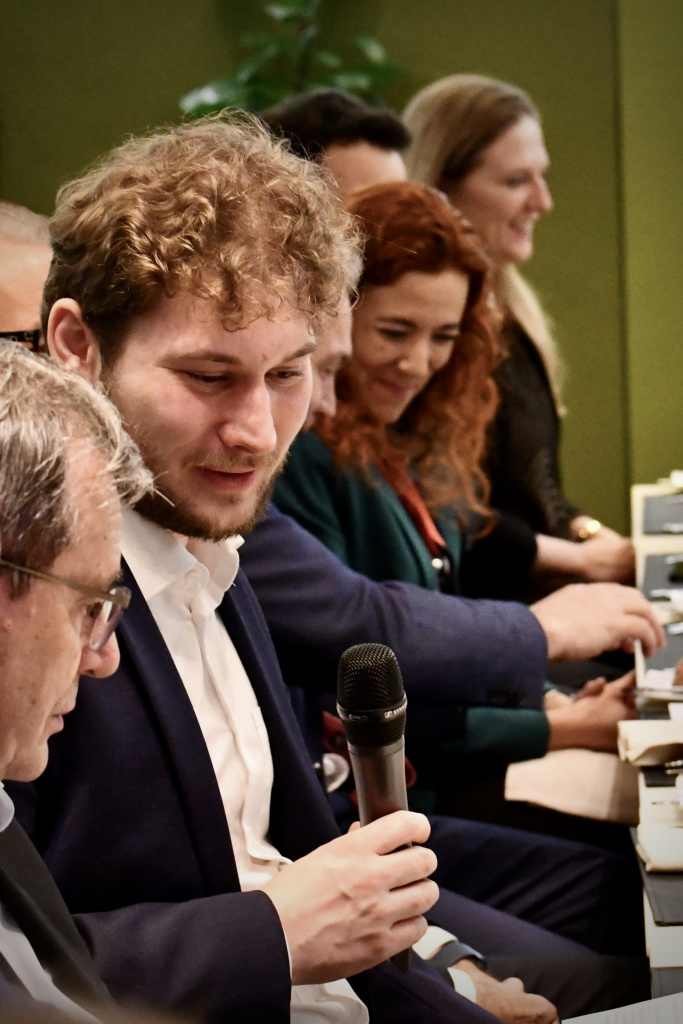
left=404, top=74, right=634, bottom=587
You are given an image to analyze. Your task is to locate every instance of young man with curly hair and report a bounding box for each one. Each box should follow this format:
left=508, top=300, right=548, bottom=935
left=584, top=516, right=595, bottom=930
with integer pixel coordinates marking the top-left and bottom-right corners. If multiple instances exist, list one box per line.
left=7, top=107, right=659, bottom=1023
left=16, top=113, right=504, bottom=1024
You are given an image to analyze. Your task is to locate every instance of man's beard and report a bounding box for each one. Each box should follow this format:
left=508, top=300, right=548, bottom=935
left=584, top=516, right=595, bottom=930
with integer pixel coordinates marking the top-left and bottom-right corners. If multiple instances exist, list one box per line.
left=102, top=373, right=287, bottom=541
left=134, top=468, right=280, bottom=541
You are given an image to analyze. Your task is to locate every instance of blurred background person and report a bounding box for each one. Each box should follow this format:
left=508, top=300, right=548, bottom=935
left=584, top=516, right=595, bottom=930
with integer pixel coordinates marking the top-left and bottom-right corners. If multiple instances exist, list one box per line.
left=262, top=88, right=409, bottom=195
left=273, top=181, right=638, bottom=844
left=264, top=86, right=634, bottom=611
left=0, top=202, right=51, bottom=351
left=403, top=75, right=635, bottom=592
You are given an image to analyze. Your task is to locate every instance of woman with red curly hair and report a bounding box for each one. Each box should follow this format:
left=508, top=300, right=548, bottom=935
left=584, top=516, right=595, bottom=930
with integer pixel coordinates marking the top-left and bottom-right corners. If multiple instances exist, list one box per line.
left=274, top=180, right=637, bottom=784
left=274, top=181, right=502, bottom=596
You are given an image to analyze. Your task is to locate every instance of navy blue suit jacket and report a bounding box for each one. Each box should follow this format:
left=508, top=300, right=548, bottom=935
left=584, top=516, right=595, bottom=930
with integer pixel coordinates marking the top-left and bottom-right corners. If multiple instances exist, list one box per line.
left=9, top=561, right=499, bottom=1024
left=241, top=506, right=547, bottom=748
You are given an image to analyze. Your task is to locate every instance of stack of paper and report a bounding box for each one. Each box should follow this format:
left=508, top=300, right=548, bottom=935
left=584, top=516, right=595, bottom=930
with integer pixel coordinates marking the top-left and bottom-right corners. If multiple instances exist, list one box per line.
left=618, top=720, right=683, bottom=766
left=565, top=990, right=683, bottom=1024
left=637, top=824, right=683, bottom=871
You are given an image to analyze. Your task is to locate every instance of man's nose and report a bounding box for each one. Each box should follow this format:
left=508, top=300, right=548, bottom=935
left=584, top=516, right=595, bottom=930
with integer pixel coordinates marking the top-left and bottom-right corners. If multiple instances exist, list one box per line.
left=80, top=632, right=120, bottom=679
left=217, top=382, right=277, bottom=453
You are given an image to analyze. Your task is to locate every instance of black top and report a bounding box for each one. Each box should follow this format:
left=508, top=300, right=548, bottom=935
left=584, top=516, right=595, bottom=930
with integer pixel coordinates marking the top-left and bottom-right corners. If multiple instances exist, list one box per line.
left=485, top=321, right=579, bottom=539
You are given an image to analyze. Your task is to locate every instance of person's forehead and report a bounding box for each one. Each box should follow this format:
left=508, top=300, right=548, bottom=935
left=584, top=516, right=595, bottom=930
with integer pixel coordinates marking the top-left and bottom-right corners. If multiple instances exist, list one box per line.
left=360, top=269, right=467, bottom=310
left=316, top=299, right=352, bottom=358
left=322, top=141, right=407, bottom=193
left=321, top=323, right=351, bottom=361
left=121, top=291, right=315, bottom=361
left=484, top=116, right=548, bottom=168
left=0, top=241, right=51, bottom=331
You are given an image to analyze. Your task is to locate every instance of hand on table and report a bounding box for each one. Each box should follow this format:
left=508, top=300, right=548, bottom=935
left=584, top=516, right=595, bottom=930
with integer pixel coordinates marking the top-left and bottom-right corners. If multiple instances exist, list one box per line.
left=263, top=810, right=437, bottom=985
left=530, top=582, right=665, bottom=661
left=547, top=670, right=637, bottom=752
left=577, top=525, right=636, bottom=585
left=456, top=960, right=559, bottom=1024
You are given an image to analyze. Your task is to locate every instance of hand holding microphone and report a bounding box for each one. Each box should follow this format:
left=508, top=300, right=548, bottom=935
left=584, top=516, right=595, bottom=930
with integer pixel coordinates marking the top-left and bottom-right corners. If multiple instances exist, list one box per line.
left=262, top=643, right=437, bottom=984
left=337, top=643, right=421, bottom=972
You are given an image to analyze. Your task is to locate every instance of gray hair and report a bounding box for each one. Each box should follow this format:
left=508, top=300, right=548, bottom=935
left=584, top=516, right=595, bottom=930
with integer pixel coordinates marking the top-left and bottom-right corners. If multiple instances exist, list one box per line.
left=0, top=343, right=153, bottom=593
left=0, top=202, right=50, bottom=246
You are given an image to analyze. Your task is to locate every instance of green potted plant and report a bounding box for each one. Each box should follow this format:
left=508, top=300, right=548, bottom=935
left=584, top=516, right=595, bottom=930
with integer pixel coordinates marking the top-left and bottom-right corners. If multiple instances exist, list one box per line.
left=180, top=0, right=404, bottom=115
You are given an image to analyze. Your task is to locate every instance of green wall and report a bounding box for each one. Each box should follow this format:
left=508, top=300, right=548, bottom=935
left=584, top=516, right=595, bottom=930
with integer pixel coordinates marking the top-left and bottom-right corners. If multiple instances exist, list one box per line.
left=374, top=0, right=630, bottom=530
left=619, top=0, right=683, bottom=485
left=0, top=1, right=237, bottom=214
left=2, top=1, right=681, bottom=532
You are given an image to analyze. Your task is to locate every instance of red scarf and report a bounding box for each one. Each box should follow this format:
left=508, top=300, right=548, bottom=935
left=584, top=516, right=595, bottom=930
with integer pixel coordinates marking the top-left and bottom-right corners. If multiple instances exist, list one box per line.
left=379, top=462, right=446, bottom=558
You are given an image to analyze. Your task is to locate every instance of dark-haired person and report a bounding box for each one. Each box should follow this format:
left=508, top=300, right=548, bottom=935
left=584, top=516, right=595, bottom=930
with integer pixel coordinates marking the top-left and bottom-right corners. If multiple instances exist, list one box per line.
left=403, top=75, right=635, bottom=593
left=0, top=342, right=152, bottom=1014
left=262, top=87, right=409, bottom=195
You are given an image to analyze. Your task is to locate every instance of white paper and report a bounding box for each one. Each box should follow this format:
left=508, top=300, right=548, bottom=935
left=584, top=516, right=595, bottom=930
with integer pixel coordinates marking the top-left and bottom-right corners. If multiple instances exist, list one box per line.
left=565, top=990, right=683, bottom=1024
left=644, top=669, right=676, bottom=691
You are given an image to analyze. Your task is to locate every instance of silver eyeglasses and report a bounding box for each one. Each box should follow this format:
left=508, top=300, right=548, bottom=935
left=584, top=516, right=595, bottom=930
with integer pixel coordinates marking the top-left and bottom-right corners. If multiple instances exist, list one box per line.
left=0, top=558, right=130, bottom=651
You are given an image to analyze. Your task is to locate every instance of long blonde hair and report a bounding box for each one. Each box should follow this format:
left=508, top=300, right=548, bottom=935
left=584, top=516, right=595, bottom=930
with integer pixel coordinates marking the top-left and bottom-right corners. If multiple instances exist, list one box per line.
left=403, top=73, right=565, bottom=411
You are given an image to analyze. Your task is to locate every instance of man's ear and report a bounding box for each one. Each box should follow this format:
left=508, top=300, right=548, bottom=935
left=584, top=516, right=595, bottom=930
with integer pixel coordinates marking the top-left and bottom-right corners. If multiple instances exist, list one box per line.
left=48, top=299, right=102, bottom=384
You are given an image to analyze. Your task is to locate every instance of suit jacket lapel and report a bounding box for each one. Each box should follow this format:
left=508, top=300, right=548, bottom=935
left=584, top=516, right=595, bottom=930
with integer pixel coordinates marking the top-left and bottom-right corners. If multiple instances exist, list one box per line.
left=120, top=557, right=337, bottom=886
left=217, top=572, right=339, bottom=860
left=0, top=821, right=110, bottom=1011
left=118, top=561, right=240, bottom=894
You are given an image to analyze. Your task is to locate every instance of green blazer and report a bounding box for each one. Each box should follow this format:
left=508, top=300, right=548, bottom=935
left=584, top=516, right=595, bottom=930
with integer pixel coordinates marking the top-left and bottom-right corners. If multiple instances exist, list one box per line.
left=274, top=430, right=462, bottom=591
left=274, top=431, right=549, bottom=771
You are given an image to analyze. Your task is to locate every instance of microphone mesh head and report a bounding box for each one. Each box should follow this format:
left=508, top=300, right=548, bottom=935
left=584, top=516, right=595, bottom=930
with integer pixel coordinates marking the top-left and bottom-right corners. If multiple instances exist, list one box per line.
left=337, top=643, right=405, bottom=711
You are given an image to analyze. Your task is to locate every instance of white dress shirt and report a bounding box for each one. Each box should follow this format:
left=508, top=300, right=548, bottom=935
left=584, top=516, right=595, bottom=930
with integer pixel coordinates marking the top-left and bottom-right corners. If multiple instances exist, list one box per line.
left=0, top=787, right=97, bottom=1019
left=122, top=510, right=368, bottom=1024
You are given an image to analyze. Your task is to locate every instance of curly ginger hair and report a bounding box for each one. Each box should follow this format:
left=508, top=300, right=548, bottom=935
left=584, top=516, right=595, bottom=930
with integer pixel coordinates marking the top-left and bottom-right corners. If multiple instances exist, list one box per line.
left=316, top=180, right=501, bottom=517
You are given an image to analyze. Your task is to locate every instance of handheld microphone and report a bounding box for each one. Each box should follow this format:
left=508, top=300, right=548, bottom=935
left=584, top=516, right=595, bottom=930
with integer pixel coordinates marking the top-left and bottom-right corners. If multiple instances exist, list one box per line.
left=337, top=643, right=412, bottom=972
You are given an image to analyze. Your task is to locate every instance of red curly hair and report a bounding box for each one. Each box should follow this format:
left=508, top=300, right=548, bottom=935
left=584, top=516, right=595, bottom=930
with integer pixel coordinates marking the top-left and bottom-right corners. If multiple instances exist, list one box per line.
left=315, top=180, right=501, bottom=516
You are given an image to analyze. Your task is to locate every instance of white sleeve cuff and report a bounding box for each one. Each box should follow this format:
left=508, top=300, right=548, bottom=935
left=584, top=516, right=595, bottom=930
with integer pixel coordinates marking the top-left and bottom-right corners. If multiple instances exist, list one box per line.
left=448, top=967, right=478, bottom=1003
left=412, top=925, right=458, bottom=959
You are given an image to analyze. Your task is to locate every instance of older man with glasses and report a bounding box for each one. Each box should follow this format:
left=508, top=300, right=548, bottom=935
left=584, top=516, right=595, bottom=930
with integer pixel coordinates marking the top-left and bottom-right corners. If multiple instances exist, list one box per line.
left=0, top=341, right=151, bottom=1013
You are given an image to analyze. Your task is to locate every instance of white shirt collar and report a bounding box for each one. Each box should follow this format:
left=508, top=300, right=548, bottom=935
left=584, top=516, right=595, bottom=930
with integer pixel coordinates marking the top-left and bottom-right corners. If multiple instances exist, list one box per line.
left=0, top=785, right=15, bottom=832
left=122, top=508, right=243, bottom=606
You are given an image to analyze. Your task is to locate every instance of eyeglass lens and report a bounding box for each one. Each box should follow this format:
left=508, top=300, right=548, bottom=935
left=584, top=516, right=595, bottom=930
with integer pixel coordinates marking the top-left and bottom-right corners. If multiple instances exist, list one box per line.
left=88, top=589, right=127, bottom=651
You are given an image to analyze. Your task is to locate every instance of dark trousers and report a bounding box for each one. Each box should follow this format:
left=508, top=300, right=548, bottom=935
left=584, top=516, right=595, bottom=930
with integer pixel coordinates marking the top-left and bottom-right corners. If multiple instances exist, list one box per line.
left=332, top=797, right=650, bottom=1018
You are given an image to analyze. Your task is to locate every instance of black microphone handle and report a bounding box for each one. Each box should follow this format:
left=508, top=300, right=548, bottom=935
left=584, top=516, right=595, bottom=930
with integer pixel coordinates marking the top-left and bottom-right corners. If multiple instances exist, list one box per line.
left=348, top=736, right=412, bottom=973
left=348, top=736, right=408, bottom=826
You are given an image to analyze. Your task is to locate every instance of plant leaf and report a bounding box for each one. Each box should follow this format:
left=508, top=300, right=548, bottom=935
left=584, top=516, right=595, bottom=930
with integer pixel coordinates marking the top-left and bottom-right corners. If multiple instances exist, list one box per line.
left=330, top=70, right=373, bottom=92
left=295, top=23, right=320, bottom=49
left=353, top=34, right=387, bottom=64
left=265, top=3, right=305, bottom=22
left=313, top=49, right=342, bottom=69
left=179, top=76, right=247, bottom=113
left=353, top=61, right=405, bottom=83
left=235, top=41, right=283, bottom=83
